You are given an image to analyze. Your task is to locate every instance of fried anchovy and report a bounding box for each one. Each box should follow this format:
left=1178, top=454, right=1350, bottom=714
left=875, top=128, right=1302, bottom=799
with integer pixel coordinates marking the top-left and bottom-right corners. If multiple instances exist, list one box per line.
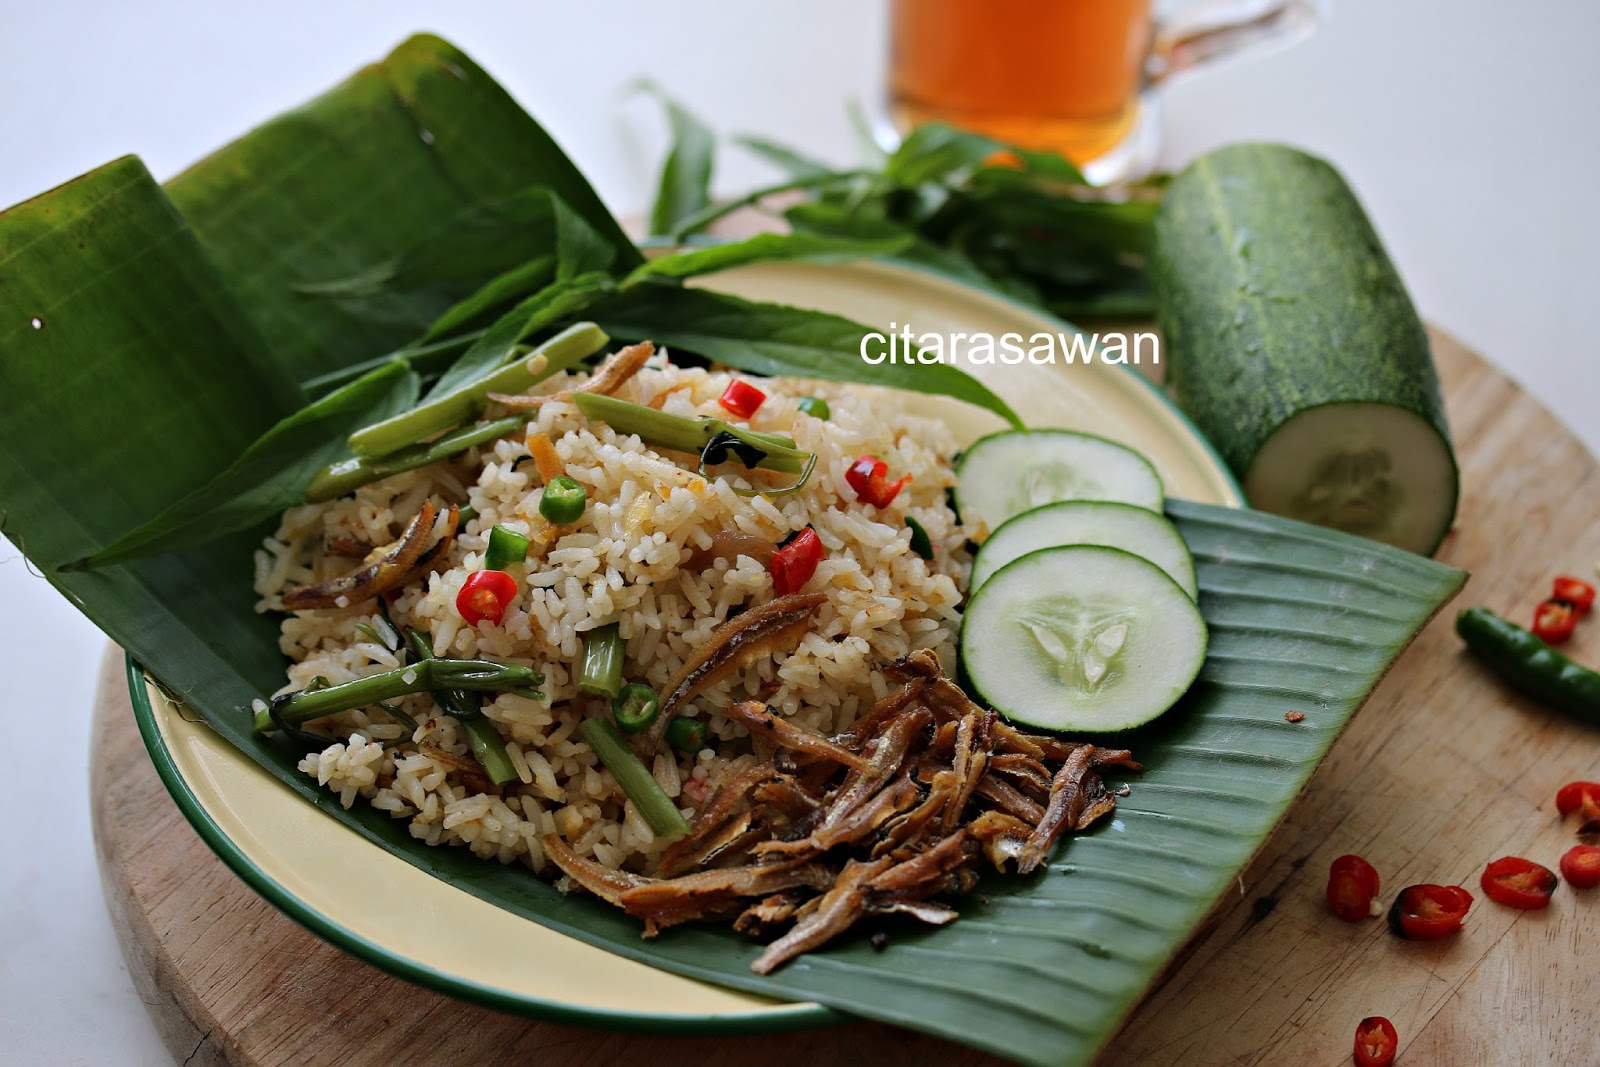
left=488, top=340, right=654, bottom=409
left=725, top=700, right=875, bottom=773
left=751, top=857, right=891, bottom=974
left=643, top=592, right=826, bottom=751
left=283, top=499, right=438, bottom=610
left=1016, top=745, right=1096, bottom=874
left=542, top=833, right=654, bottom=907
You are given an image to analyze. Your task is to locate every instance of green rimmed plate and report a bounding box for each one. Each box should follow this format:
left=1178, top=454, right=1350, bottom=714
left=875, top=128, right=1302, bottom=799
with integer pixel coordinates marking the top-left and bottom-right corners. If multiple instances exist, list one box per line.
left=128, top=258, right=1244, bottom=1037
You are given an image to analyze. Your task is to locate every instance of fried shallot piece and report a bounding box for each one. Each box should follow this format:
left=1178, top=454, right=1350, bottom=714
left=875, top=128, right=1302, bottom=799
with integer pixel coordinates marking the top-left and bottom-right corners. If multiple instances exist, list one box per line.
left=487, top=340, right=654, bottom=409
left=558, top=655, right=1132, bottom=974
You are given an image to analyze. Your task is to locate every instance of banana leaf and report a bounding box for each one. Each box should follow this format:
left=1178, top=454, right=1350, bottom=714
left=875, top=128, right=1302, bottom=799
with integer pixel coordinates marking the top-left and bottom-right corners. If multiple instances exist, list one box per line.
left=163, top=33, right=638, bottom=387
left=0, top=37, right=1467, bottom=1067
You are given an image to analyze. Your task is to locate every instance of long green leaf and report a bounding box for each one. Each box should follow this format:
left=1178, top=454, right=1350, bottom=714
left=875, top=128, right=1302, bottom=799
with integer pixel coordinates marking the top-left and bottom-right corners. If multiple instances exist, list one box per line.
left=422, top=273, right=618, bottom=403
left=72, top=360, right=419, bottom=569
left=639, top=82, right=716, bottom=237
left=733, top=134, right=837, bottom=179
left=589, top=283, right=1024, bottom=429
left=627, top=232, right=913, bottom=282
left=164, top=34, right=638, bottom=386
left=1, top=145, right=1466, bottom=1067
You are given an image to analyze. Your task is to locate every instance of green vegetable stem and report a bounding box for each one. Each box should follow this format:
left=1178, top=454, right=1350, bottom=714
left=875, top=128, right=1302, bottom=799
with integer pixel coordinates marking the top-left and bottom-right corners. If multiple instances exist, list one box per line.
left=579, top=622, right=626, bottom=699
left=578, top=717, right=690, bottom=837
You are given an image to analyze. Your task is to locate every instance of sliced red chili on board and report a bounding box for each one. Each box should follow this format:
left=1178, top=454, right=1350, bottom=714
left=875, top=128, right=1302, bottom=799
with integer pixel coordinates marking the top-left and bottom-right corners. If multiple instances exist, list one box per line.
left=456, top=569, right=518, bottom=627
left=1553, top=575, right=1597, bottom=615
left=845, top=455, right=911, bottom=509
left=1327, top=854, right=1381, bottom=922
left=1560, top=845, right=1600, bottom=889
left=1387, top=883, right=1472, bottom=940
left=717, top=380, right=767, bottom=420
left=1555, top=781, right=1600, bottom=832
left=1352, top=1015, right=1398, bottom=1067
left=1480, top=856, right=1558, bottom=909
left=770, top=526, right=824, bottom=596
left=1533, top=598, right=1578, bottom=643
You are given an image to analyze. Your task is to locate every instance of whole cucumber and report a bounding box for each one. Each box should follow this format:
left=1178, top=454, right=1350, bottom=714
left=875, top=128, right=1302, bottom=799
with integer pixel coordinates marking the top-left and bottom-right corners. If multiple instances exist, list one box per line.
left=1152, top=143, right=1458, bottom=556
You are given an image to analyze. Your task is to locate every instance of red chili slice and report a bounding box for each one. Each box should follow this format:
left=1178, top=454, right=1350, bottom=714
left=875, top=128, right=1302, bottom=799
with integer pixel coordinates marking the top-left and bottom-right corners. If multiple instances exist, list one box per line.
left=770, top=527, right=824, bottom=596
left=1553, top=575, right=1597, bottom=615
left=1327, top=854, right=1381, bottom=922
left=1387, top=883, right=1471, bottom=940
left=845, top=454, right=911, bottom=509
left=1353, top=1015, right=1398, bottom=1067
left=717, top=380, right=767, bottom=420
left=1560, top=845, right=1600, bottom=888
left=1555, top=781, right=1600, bottom=832
left=1533, top=598, right=1578, bottom=643
left=456, top=569, right=517, bottom=627
left=1480, top=856, right=1558, bottom=909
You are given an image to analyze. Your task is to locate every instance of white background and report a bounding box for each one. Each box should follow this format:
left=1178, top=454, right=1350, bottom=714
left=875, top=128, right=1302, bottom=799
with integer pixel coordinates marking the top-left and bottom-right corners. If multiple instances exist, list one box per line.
left=1, top=2, right=1595, bottom=1063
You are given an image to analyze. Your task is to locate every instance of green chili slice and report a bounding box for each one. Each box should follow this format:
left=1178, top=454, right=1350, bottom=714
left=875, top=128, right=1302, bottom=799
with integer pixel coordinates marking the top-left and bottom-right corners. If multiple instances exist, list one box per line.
left=485, top=524, right=531, bottom=570
left=613, top=683, right=661, bottom=734
left=665, top=716, right=709, bottom=754
left=906, top=515, right=934, bottom=560
left=795, top=396, right=831, bottom=421
left=539, top=476, right=587, bottom=524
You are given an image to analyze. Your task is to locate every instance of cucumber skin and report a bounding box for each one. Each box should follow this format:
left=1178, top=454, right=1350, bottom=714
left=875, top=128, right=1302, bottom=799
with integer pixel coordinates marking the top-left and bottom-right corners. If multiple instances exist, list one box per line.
left=1151, top=144, right=1458, bottom=546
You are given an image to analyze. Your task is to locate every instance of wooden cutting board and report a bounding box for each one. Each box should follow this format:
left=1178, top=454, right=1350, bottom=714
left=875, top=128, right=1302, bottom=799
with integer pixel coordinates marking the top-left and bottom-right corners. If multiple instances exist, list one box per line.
left=91, top=328, right=1600, bottom=1067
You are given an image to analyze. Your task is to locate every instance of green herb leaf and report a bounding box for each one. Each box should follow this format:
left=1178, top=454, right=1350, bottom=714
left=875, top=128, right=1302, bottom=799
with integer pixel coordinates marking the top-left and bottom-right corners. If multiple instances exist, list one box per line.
left=628, top=231, right=912, bottom=283
left=72, top=360, right=419, bottom=569
left=881, top=122, right=1006, bottom=188
left=589, top=283, right=1023, bottom=429
left=638, top=81, right=716, bottom=238
left=733, top=134, right=837, bottom=179
left=422, top=273, right=617, bottom=403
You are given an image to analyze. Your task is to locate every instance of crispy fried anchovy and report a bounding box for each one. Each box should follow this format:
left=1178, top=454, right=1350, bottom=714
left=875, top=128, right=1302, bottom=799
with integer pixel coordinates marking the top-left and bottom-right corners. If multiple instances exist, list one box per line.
left=619, top=859, right=834, bottom=930
left=643, top=592, right=826, bottom=751
left=487, top=340, right=654, bottom=409
left=763, top=767, right=920, bottom=857
left=835, top=677, right=927, bottom=746
left=394, top=504, right=460, bottom=588
left=987, top=751, right=1054, bottom=801
left=542, top=833, right=654, bottom=906
left=1091, top=747, right=1141, bottom=771
left=872, top=768, right=957, bottom=858
left=655, top=761, right=774, bottom=878
left=941, top=708, right=995, bottom=833
left=734, top=890, right=806, bottom=937
left=867, top=897, right=960, bottom=925
left=750, top=773, right=823, bottom=821
left=1016, top=745, right=1096, bottom=875
left=726, top=700, right=876, bottom=773
left=1074, top=771, right=1118, bottom=832
left=974, top=771, right=1046, bottom=825
left=968, top=809, right=1036, bottom=870
left=769, top=709, right=929, bottom=853
left=283, top=500, right=438, bottom=610
left=751, top=857, right=892, bottom=974
left=871, top=830, right=979, bottom=893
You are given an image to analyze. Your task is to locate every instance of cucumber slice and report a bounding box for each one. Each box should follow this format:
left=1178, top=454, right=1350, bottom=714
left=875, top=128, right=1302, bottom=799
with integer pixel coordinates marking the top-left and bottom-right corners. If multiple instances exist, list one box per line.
left=1244, top=403, right=1457, bottom=557
left=971, top=501, right=1197, bottom=598
left=961, top=545, right=1207, bottom=733
left=955, top=429, right=1164, bottom=532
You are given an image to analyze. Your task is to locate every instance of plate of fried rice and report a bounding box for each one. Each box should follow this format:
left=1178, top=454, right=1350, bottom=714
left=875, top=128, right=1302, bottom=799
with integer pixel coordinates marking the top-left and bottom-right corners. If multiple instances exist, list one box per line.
left=132, top=258, right=1242, bottom=1028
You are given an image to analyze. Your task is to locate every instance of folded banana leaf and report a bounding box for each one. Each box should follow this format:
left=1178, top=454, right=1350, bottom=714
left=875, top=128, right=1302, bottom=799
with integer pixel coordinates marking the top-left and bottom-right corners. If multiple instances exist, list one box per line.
left=0, top=35, right=1466, bottom=1067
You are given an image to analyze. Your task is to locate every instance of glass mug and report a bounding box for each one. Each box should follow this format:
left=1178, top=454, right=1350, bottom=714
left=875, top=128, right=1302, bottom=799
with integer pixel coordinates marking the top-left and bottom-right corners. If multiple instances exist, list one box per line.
left=887, top=0, right=1324, bottom=184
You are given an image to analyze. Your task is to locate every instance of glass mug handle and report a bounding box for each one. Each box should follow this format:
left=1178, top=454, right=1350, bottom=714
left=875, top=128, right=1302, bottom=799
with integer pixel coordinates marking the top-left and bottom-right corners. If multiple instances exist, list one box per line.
left=1146, top=0, right=1326, bottom=85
